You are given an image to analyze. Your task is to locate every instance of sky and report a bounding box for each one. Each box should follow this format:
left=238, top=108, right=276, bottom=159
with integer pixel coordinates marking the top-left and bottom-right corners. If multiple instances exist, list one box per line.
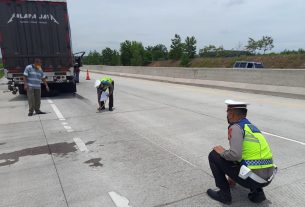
left=68, top=0, right=304, bottom=53
left=9, top=0, right=305, bottom=55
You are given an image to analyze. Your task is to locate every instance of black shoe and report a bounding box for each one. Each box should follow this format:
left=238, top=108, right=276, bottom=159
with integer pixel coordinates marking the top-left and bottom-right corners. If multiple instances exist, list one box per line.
left=109, top=108, right=113, bottom=111
left=98, top=107, right=105, bottom=111
left=248, top=188, right=266, bottom=203
left=36, top=111, right=46, bottom=114
left=207, top=189, right=232, bottom=205
left=28, top=112, right=33, bottom=116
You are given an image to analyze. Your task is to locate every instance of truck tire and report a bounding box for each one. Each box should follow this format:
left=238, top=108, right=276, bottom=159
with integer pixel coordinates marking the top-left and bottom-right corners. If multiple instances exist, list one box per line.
left=64, top=82, right=77, bottom=93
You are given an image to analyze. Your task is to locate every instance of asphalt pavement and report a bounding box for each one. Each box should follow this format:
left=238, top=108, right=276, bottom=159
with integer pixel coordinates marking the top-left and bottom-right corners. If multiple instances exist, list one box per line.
left=1, top=72, right=305, bottom=207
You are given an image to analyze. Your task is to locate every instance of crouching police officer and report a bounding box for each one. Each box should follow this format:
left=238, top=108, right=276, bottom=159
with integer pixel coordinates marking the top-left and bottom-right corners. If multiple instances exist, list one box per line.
left=207, top=100, right=276, bottom=205
left=95, top=76, right=114, bottom=111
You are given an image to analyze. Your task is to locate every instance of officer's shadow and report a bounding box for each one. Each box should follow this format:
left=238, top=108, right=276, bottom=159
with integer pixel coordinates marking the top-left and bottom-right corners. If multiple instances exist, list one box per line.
left=228, top=186, right=272, bottom=207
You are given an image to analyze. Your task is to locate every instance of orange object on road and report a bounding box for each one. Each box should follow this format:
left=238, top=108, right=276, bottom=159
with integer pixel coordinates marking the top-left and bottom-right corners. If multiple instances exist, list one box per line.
left=86, top=69, right=91, bottom=80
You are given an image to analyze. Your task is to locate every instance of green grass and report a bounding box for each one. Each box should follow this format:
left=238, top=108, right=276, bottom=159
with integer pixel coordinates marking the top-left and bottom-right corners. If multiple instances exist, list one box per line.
left=152, top=54, right=305, bottom=69
left=190, top=54, right=305, bottom=69
left=0, top=63, right=3, bottom=78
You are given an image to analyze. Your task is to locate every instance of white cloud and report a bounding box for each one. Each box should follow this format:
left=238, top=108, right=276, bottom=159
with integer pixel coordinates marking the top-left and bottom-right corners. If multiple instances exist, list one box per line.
left=224, top=0, right=246, bottom=7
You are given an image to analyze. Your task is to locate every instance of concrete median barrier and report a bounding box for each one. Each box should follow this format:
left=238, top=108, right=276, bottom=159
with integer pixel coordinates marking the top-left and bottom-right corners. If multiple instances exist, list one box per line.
left=85, top=65, right=305, bottom=99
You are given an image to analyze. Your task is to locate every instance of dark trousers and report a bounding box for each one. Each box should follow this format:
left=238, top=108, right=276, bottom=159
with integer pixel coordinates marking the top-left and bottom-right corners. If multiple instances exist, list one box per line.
left=74, top=71, right=80, bottom=83
left=99, top=81, right=114, bottom=109
left=208, top=150, right=269, bottom=192
left=27, top=87, right=41, bottom=113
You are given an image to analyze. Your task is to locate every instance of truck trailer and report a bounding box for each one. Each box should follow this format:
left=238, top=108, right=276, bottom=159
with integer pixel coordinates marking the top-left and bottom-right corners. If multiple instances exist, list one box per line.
left=0, top=0, right=77, bottom=95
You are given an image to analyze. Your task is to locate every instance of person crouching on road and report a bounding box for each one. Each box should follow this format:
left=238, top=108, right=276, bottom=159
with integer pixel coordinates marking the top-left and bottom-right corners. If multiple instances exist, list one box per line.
left=95, top=76, right=114, bottom=111
left=207, top=100, right=276, bottom=205
left=23, top=58, right=49, bottom=116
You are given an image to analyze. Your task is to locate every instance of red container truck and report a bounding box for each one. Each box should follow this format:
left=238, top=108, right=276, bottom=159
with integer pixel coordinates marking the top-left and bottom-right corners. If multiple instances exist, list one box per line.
left=0, top=0, right=79, bottom=94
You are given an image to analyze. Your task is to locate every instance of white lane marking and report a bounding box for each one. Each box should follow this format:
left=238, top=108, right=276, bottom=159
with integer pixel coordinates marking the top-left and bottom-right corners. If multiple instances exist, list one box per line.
left=64, top=125, right=72, bottom=130
left=64, top=125, right=74, bottom=133
left=47, top=99, right=74, bottom=132
left=73, top=138, right=88, bottom=152
left=49, top=101, right=65, bottom=120
left=263, top=131, right=305, bottom=146
left=108, top=192, right=132, bottom=207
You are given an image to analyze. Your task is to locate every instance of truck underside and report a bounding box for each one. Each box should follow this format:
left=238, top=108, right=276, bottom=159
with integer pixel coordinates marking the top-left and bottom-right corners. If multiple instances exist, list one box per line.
left=17, top=82, right=76, bottom=96
left=6, top=69, right=77, bottom=96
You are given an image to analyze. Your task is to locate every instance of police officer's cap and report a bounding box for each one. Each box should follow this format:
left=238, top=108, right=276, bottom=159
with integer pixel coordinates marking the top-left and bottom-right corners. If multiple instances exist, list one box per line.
left=225, top=99, right=248, bottom=109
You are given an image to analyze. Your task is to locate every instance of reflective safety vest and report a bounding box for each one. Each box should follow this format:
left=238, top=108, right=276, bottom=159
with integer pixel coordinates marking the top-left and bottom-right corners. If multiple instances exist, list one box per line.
left=99, top=76, right=113, bottom=90
left=100, top=76, right=113, bottom=84
left=236, top=118, right=274, bottom=170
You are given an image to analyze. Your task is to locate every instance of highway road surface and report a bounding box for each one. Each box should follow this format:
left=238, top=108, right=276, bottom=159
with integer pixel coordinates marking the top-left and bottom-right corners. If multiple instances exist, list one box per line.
left=1, top=72, right=305, bottom=207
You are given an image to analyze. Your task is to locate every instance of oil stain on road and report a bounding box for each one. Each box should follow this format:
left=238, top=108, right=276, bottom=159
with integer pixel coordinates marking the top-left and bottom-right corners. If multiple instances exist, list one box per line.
left=84, top=158, right=103, bottom=168
left=0, top=142, right=77, bottom=167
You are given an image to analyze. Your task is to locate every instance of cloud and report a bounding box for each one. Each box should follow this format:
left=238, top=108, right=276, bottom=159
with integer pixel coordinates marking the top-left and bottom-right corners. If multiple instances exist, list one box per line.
left=225, top=0, right=246, bottom=7
left=67, top=0, right=305, bottom=53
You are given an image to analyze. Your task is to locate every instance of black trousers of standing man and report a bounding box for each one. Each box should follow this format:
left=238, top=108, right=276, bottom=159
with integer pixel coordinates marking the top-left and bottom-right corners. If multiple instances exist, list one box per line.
left=208, top=150, right=270, bottom=192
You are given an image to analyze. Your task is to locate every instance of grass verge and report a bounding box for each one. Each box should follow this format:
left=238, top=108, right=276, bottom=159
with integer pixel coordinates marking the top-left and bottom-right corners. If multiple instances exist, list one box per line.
left=0, top=63, right=3, bottom=78
left=150, top=54, right=305, bottom=69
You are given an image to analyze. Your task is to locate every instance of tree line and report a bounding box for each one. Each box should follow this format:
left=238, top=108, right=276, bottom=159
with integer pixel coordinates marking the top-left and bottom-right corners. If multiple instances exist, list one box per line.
left=82, top=34, right=304, bottom=66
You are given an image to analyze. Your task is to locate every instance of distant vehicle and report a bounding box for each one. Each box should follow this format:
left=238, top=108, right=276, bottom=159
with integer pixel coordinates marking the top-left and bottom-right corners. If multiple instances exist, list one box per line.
left=0, top=0, right=83, bottom=95
left=233, top=61, right=264, bottom=69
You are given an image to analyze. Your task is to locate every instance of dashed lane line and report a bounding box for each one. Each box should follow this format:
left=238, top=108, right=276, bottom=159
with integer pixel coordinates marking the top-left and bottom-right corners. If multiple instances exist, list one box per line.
left=73, top=138, right=89, bottom=152
left=108, top=192, right=132, bottom=207
left=47, top=98, right=305, bottom=150
left=51, top=99, right=131, bottom=205
left=48, top=98, right=76, bottom=133
left=64, top=125, right=72, bottom=130
left=64, top=126, right=74, bottom=133
left=49, top=103, right=65, bottom=121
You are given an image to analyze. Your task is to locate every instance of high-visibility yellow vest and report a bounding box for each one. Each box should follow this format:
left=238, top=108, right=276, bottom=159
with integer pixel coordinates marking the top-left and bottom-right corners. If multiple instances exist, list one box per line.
left=100, top=76, right=113, bottom=84
left=99, top=77, right=113, bottom=90
left=236, top=118, right=274, bottom=170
